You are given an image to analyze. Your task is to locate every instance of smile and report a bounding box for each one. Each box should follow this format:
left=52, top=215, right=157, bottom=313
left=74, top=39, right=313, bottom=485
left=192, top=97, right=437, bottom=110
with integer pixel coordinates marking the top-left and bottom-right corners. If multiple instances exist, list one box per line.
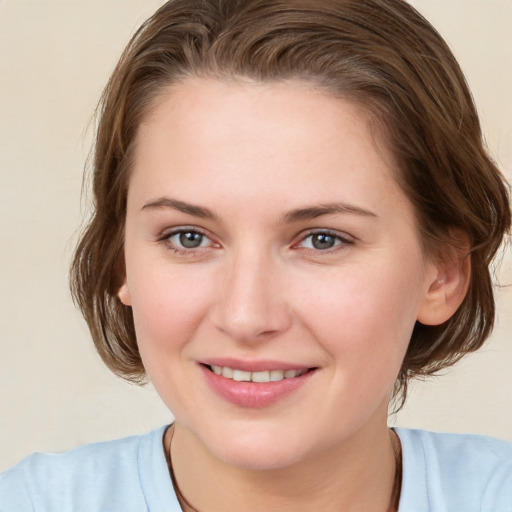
left=208, top=365, right=308, bottom=383
left=202, top=363, right=317, bottom=407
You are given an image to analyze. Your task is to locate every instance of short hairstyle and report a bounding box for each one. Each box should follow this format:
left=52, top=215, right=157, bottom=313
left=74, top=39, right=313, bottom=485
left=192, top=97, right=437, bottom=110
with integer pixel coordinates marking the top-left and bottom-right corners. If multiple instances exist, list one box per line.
left=70, top=0, right=511, bottom=404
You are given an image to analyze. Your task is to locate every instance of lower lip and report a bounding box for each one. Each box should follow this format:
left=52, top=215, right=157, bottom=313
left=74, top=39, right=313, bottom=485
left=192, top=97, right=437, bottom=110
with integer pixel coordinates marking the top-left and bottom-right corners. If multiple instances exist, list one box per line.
left=201, top=365, right=315, bottom=408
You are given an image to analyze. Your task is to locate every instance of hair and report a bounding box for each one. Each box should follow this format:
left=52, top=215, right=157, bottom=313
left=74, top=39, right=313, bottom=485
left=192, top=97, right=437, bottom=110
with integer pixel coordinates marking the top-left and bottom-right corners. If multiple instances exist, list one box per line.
left=71, top=0, right=510, bottom=405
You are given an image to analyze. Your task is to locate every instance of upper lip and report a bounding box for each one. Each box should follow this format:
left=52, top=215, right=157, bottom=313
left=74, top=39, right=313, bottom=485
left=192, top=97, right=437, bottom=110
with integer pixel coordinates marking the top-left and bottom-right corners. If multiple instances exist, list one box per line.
left=200, top=357, right=314, bottom=373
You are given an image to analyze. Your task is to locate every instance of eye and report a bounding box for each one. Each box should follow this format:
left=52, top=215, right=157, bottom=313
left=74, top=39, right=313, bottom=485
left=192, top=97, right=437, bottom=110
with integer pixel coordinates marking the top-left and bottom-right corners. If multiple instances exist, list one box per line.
left=171, top=231, right=207, bottom=249
left=297, top=231, right=352, bottom=251
left=162, top=228, right=216, bottom=253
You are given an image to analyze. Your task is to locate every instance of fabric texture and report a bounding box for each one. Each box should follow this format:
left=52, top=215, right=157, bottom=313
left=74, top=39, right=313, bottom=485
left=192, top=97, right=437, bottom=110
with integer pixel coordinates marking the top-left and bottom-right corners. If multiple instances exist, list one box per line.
left=1, top=426, right=512, bottom=511
left=0, top=426, right=180, bottom=512
left=396, top=428, right=512, bottom=512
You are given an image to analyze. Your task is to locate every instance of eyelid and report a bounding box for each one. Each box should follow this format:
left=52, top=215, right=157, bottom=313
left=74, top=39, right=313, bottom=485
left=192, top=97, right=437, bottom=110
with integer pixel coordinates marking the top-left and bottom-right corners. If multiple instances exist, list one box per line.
left=157, top=225, right=207, bottom=240
left=293, top=229, right=355, bottom=251
left=157, top=226, right=220, bottom=253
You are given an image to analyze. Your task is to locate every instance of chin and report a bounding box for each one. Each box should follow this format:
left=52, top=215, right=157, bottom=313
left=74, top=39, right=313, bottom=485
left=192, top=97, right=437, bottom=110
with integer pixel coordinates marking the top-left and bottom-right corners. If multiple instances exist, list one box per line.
left=193, top=421, right=315, bottom=471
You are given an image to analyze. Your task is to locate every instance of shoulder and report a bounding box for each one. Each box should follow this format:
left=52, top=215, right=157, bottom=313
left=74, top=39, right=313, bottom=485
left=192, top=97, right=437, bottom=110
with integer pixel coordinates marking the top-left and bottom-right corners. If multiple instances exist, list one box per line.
left=0, top=426, right=178, bottom=512
left=396, top=428, right=512, bottom=512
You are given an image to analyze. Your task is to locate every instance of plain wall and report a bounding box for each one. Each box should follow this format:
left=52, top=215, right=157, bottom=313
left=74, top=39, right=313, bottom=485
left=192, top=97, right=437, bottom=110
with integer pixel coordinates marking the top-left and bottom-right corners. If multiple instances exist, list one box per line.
left=1, top=0, right=511, bottom=472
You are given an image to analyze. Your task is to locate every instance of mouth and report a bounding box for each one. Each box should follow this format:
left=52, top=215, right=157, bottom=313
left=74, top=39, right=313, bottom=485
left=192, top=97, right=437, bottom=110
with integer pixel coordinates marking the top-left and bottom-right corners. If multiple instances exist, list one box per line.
left=200, top=362, right=318, bottom=407
left=203, top=364, right=313, bottom=383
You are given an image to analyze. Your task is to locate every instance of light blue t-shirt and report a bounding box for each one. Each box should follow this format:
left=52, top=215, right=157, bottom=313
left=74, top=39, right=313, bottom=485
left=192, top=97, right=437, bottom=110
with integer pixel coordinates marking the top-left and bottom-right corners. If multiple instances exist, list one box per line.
left=1, top=426, right=512, bottom=511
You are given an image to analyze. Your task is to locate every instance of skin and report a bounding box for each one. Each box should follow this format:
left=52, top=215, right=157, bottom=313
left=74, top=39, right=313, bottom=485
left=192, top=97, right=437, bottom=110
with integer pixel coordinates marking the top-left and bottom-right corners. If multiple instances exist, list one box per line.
left=118, top=78, right=468, bottom=511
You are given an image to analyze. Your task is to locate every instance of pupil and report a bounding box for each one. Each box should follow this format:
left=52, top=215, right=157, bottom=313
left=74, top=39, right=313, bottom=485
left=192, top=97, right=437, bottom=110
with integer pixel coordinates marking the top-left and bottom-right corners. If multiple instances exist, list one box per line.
left=312, top=234, right=335, bottom=250
left=179, top=232, right=202, bottom=248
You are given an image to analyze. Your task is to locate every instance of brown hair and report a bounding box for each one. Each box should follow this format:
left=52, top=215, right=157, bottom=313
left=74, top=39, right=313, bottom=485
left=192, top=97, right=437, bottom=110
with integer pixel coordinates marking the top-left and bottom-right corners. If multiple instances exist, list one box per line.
left=70, top=0, right=511, bottom=402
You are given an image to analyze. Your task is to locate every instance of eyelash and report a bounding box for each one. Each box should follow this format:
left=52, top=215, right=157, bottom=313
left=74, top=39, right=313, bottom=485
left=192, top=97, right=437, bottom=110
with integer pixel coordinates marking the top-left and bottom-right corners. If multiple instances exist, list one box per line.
left=158, top=227, right=217, bottom=256
left=294, top=230, right=354, bottom=253
left=158, top=228, right=354, bottom=256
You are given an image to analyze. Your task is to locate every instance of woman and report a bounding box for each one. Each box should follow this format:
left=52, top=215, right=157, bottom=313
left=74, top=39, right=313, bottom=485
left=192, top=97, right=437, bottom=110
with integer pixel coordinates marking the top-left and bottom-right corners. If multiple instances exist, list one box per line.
left=1, top=0, right=511, bottom=510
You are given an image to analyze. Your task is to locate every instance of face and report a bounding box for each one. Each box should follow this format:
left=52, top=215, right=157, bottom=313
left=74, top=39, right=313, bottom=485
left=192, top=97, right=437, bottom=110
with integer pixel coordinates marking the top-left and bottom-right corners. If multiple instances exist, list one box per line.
left=119, top=78, right=440, bottom=470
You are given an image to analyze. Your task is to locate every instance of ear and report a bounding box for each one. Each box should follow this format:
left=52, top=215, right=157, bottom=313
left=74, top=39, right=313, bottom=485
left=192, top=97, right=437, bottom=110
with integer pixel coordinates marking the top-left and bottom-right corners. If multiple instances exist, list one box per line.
left=115, top=250, right=131, bottom=306
left=117, top=280, right=132, bottom=306
left=417, top=235, right=471, bottom=326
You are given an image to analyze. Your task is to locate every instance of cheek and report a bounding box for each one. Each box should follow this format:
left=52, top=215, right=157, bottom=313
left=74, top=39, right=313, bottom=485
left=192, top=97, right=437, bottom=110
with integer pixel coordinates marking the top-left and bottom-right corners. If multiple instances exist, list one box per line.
left=296, top=261, right=424, bottom=376
left=126, top=264, right=218, bottom=411
left=127, top=264, right=215, bottom=360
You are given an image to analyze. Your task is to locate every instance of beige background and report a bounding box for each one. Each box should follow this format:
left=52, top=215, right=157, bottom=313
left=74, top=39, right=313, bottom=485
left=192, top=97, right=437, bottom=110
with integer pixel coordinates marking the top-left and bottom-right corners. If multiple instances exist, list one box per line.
left=0, top=0, right=511, bottom=472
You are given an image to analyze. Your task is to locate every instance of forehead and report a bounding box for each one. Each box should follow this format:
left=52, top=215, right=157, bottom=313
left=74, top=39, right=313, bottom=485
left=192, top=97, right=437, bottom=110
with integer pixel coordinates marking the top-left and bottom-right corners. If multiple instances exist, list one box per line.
left=130, top=77, right=412, bottom=222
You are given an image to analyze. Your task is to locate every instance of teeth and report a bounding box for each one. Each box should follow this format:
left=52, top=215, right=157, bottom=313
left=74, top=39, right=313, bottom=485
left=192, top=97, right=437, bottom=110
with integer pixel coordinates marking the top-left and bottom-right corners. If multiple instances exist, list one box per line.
left=270, top=370, right=285, bottom=381
left=251, top=370, right=270, bottom=383
left=233, top=370, right=251, bottom=382
left=222, top=367, right=234, bottom=379
left=210, top=366, right=306, bottom=383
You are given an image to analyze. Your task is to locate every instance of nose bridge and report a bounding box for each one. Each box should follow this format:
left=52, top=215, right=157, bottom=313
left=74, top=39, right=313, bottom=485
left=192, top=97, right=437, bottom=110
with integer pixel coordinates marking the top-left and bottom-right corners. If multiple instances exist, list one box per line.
left=211, top=243, right=291, bottom=341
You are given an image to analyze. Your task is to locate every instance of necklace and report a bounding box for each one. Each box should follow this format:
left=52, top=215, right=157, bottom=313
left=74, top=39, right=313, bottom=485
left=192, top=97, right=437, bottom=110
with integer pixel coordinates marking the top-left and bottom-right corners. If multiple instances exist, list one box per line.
left=389, top=429, right=403, bottom=512
left=164, top=425, right=402, bottom=512
left=164, top=425, right=199, bottom=512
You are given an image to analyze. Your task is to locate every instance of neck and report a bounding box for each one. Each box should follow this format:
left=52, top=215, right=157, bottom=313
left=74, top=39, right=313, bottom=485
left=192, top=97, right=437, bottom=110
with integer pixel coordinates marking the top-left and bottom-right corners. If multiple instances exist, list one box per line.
left=166, top=419, right=400, bottom=512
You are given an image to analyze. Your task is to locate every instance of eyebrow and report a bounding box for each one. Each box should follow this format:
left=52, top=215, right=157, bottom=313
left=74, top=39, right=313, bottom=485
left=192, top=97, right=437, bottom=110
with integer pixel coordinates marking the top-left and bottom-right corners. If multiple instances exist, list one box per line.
left=282, top=203, right=378, bottom=223
left=142, top=197, right=219, bottom=220
left=141, top=197, right=377, bottom=223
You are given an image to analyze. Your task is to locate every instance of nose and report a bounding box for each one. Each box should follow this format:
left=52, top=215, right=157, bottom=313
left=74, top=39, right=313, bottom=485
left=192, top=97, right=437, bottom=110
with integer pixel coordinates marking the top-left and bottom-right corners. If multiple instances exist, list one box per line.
left=209, top=250, right=292, bottom=343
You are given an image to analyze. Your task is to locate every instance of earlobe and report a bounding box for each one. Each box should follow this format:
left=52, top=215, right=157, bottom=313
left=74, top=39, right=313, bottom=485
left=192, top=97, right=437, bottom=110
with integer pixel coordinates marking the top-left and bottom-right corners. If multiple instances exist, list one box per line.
left=417, top=250, right=471, bottom=326
left=118, top=281, right=132, bottom=306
